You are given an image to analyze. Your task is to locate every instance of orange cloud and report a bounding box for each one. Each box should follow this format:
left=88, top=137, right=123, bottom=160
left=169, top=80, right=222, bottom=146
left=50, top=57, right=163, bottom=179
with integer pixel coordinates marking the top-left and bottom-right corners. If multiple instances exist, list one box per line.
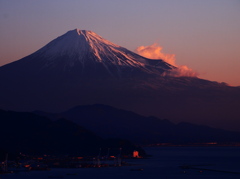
left=135, top=43, right=198, bottom=77
left=135, top=43, right=176, bottom=66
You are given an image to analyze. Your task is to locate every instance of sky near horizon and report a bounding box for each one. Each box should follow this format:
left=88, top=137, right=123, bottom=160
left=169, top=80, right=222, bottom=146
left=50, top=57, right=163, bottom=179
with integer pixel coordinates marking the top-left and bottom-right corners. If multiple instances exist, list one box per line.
left=0, top=0, right=239, bottom=86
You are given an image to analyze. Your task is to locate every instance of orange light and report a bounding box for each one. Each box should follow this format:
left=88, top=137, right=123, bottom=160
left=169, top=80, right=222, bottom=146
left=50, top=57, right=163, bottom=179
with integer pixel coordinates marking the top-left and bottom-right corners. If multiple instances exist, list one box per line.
left=133, top=150, right=139, bottom=158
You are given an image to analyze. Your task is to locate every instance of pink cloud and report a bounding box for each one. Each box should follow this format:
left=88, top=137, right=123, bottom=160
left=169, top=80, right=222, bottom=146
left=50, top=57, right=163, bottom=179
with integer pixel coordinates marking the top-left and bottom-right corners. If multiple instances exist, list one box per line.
left=135, top=43, right=198, bottom=77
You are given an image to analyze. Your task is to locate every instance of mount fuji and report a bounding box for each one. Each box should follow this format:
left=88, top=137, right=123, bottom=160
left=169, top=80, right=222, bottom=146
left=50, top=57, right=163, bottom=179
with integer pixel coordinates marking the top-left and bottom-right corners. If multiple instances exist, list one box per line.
left=1, top=29, right=174, bottom=78
left=1, top=29, right=240, bottom=131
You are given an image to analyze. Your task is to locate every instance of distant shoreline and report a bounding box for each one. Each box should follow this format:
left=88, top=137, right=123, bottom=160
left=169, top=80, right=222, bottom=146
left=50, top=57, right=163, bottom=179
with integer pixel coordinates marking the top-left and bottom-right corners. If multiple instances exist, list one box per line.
left=144, top=143, right=240, bottom=147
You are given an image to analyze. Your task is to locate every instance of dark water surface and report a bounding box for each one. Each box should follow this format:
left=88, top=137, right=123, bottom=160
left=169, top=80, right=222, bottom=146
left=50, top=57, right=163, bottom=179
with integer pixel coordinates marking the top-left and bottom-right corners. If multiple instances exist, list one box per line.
left=1, top=146, right=240, bottom=179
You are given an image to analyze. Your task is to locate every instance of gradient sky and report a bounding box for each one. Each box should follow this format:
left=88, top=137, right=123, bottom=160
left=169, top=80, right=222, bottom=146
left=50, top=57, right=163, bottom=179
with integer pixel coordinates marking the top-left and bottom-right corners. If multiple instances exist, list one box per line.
left=0, top=0, right=240, bottom=86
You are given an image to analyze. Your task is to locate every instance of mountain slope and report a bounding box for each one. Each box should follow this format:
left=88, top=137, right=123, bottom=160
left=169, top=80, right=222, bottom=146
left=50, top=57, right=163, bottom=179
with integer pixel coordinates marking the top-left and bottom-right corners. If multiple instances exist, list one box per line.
left=0, top=29, right=240, bottom=131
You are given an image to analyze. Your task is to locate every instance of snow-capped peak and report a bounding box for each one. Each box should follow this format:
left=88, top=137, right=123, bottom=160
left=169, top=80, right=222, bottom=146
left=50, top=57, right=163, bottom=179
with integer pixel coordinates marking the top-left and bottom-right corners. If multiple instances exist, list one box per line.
left=25, top=29, right=175, bottom=76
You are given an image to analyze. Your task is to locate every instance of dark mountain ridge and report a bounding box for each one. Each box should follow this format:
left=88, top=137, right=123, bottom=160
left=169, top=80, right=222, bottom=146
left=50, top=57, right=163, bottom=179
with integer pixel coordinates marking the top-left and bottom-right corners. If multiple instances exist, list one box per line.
left=34, top=104, right=240, bottom=145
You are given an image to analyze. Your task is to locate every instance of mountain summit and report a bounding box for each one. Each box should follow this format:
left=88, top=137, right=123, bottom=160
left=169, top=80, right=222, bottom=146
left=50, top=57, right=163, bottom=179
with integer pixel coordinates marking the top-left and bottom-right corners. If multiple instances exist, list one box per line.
left=1, top=29, right=240, bottom=131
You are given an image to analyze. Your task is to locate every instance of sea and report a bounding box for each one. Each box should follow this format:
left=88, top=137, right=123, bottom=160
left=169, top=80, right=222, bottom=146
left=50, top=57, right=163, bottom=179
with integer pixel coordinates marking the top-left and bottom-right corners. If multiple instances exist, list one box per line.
left=1, top=146, right=240, bottom=179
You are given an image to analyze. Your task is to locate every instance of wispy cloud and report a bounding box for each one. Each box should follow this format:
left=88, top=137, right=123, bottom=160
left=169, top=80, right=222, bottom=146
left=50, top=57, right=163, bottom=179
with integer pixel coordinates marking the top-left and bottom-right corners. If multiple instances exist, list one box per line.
left=135, top=43, right=198, bottom=77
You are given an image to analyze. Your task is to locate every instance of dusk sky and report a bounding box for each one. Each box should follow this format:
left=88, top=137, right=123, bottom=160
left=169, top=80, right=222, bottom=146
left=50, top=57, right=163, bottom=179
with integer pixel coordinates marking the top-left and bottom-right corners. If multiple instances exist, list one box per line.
left=0, top=0, right=239, bottom=86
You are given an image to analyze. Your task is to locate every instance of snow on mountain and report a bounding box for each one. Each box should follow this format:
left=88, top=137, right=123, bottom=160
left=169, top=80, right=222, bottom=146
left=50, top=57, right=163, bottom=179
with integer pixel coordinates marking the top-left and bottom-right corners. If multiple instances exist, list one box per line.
left=11, top=29, right=174, bottom=78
